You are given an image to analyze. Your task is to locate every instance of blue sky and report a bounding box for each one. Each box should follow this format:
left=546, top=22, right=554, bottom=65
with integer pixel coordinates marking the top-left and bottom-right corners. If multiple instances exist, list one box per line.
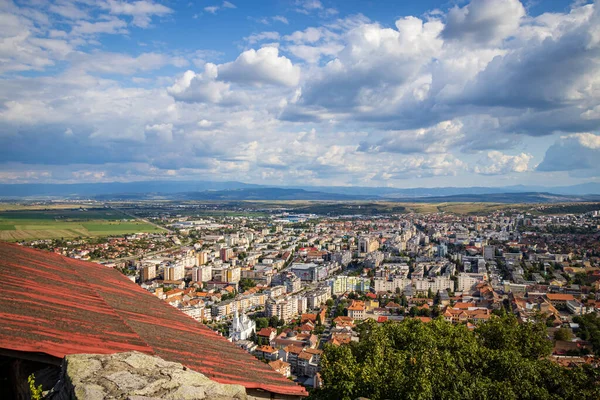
left=1, top=0, right=599, bottom=188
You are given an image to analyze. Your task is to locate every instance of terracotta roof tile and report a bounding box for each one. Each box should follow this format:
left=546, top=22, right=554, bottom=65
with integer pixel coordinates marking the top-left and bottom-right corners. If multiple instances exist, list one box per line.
left=0, top=243, right=306, bottom=397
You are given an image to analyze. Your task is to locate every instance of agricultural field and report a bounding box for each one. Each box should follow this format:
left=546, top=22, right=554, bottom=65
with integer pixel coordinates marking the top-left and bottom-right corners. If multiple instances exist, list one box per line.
left=0, top=208, right=164, bottom=241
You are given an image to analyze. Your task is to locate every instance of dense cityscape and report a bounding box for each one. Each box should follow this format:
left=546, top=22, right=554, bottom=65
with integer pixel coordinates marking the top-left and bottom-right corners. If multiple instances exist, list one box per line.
left=16, top=201, right=600, bottom=396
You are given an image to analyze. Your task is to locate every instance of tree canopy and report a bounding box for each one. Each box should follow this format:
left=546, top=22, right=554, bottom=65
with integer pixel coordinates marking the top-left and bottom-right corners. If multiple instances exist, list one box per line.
left=312, top=315, right=599, bottom=400
left=238, top=277, right=256, bottom=292
left=574, top=313, right=600, bottom=355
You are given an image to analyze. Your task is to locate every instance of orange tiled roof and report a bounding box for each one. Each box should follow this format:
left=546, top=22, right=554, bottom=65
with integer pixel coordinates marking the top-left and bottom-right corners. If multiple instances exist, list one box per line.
left=547, top=293, right=576, bottom=301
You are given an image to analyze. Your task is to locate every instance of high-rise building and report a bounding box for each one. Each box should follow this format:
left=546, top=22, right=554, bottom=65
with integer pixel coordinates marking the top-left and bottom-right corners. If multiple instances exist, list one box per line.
left=192, top=265, right=212, bottom=282
left=141, top=265, right=156, bottom=281
left=220, top=248, right=233, bottom=262
left=358, top=237, right=379, bottom=254
left=224, top=266, right=241, bottom=284
left=265, top=298, right=294, bottom=323
left=164, top=264, right=185, bottom=281
left=438, top=243, right=448, bottom=258
left=197, top=251, right=209, bottom=265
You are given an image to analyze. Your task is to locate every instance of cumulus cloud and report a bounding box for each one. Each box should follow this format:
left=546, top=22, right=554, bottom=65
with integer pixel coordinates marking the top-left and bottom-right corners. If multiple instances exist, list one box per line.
left=296, top=17, right=443, bottom=110
left=442, top=0, right=525, bottom=46
left=537, top=133, right=600, bottom=172
left=218, top=47, right=300, bottom=87
left=1, top=0, right=600, bottom=187
left=145, top=123, right=173, bottom=141
left=474, top=151, right=533, bottom=175
left=167, top=66, right=241, bottom=104
left=358, top=120, right=465, bottom=155
left=0, top=11, right=74, bottom=73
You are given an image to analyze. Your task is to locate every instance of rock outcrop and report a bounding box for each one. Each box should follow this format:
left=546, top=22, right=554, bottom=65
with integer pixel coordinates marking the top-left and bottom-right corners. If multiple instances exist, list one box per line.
left=49, top=352, right=247, bottom=400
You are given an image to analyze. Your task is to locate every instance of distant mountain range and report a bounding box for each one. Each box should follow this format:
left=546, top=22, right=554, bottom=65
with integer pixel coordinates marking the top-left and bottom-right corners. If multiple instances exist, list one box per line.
left=1, top=180, right=600, bottom=203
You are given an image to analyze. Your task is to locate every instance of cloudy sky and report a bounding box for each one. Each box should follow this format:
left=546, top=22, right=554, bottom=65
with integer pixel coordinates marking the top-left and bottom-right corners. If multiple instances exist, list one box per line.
left=1, top=0, right=599, bottom=188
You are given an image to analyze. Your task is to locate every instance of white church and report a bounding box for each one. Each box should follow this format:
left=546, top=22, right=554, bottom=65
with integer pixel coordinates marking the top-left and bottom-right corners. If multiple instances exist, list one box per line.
left=229, top=309, right=256, bottom=342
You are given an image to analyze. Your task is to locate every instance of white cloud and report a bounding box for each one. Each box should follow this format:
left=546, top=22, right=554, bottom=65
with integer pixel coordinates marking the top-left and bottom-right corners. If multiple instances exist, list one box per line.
left=295, top=0, right=323, bottom=14
left=71, top=16, right=128, bottom=36
left=284, top=27, right=326, bottom=43
left=70, top=51, right=174, bottom=74
left=474, top=151, right=533, bottom=175
left=245, top=31, right=280, bottom=45
left=443, top=0, right=525, bottom=46
left=48, top=2, right=89, bottom=20
left=104, top=0, right=173, bottom=28
left=204, top=1, right=236, bottom=15
left=286, top=42, right=343, bottom=63
left=273, top=15, right=288, bottom=24
left=167, top=66, right=238, bottom=104
left=358, top=120, right=465, bottom=155
left=145, top=123, right=173, bottom=141
left=218, top=47, right=301, bottom=87
left=0, top=11, right=74, bottom=73
left=1, top=0, right=600, bottom=187
left=538, top=133, right=600, bottom=172
left=295, top=17, right=443, bottom=109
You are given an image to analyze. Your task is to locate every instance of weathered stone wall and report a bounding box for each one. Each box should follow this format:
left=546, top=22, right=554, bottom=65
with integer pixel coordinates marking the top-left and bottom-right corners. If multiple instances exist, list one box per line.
left=48, top=352, right=247, bottom=400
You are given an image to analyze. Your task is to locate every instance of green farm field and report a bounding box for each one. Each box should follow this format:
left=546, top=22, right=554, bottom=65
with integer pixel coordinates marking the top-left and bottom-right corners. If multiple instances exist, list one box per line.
left=0, top=208, right=164, bottom=241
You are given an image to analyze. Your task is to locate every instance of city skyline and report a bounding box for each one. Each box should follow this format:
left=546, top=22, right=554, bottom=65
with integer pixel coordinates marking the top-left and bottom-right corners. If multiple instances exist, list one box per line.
left=1, top=0, right=600, bottom=188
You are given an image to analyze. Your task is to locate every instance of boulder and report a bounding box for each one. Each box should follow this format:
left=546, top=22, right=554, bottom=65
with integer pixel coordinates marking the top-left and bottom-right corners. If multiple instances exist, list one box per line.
left=49, top=352, right=247, bottom=400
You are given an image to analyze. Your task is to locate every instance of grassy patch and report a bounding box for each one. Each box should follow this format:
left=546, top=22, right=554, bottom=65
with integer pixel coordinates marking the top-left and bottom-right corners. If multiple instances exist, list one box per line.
left=82, top=222, right=163, bottom=233
left=0, top=208, right=163, bottom=241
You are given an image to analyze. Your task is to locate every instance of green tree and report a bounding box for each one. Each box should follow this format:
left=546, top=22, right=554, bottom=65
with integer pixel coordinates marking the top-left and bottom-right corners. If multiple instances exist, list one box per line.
left=255, top=317, right=269, bottom=330
left=311, top=315, right=598, bottom=400
left=573, top=313, right=600, bottom=355
left=238, top=278, right=256, bottom=292
left=475, top=313, right=552, bottom=359
left=554, top=327, right=573, bottom=342
left=269, top=315, right=280, bottom=328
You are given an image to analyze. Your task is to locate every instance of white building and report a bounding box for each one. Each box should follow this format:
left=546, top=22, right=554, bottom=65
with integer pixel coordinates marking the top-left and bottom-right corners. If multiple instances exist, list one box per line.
left=229, top=310, right=256, bottom=342
left=374, top=277, right=410, bottom=293
left=457, top=272, right=487, bottom=292
left=192, top=265, right=212, bottom=282
left=413, top=276, right=453, bottom=293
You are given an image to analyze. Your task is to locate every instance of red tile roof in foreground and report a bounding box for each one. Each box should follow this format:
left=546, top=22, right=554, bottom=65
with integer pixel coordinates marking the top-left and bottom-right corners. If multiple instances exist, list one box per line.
left=0, top=243, right=307, bottom=397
